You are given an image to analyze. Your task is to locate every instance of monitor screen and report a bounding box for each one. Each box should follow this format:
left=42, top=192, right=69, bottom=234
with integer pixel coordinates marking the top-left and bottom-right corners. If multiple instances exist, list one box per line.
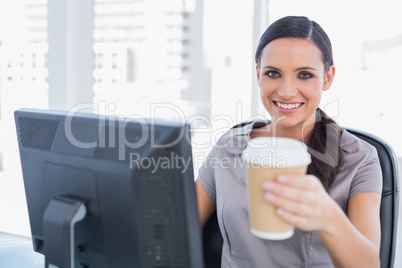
left=14, top=108, right=204, bottom=268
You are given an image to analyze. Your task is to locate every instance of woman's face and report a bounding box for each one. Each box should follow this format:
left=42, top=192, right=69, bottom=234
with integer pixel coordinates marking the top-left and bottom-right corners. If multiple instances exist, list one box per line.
left=256, top=37, right=334, bottom=134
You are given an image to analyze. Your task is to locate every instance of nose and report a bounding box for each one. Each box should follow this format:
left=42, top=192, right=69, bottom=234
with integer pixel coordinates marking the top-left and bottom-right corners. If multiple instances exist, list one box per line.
left=277, top=78, right=298, bottom=99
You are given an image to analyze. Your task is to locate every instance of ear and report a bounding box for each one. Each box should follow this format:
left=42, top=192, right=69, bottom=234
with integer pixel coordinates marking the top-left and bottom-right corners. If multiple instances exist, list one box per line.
left=256, top=64, right=261, bottom=83
left=323, top=65, right=335, bottom=91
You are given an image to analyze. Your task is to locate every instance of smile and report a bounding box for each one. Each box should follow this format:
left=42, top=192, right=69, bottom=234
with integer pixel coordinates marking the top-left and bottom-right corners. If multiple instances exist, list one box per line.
left=274, top=101, right=303, bottom=110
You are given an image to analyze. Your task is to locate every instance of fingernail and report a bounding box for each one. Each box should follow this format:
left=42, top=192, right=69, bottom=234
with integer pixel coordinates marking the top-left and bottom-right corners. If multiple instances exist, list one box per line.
left=277, top=175, right=288, bottom=183
left=276, top=207, right=286, bottom=216
left=265, top=193, right=276, bottom=202
left=263, top=181, right=275, bottom=190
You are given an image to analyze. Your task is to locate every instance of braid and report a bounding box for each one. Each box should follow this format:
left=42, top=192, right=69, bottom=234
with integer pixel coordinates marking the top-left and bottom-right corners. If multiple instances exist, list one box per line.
left=305, top=108, right=343, bottom=191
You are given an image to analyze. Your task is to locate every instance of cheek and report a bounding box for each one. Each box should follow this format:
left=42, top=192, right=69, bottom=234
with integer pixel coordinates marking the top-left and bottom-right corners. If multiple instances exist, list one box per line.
left=259, top=80, right=278, bottom=95
left=297, top=81, right=323, bottom=100
left=259, top=85, right=273, bottom=106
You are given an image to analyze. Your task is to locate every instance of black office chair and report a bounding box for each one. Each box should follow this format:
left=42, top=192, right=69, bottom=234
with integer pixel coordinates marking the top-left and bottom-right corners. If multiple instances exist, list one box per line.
left=202, top=123, right=400, bottom=268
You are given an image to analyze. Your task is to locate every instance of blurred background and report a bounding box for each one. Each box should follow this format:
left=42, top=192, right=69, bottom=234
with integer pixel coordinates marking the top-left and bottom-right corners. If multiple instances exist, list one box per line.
left=0, top=0, right=401, bottom=263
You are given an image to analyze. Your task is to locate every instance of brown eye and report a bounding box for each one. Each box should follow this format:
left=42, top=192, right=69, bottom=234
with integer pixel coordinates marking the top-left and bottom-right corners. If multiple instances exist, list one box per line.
left=298, top=72, right=314, bottom=79
left=265, top=71, right=280, bottom=78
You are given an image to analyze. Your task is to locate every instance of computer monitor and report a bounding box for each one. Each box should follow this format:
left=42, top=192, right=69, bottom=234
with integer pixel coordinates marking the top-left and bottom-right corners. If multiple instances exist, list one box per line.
left=14, top=108, right=204, bottom=268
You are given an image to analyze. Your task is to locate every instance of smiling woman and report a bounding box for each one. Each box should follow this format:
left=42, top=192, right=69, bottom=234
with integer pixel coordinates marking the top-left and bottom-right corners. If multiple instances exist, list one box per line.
left=196, top=16, right=382, bottom=268
left=256, top=38, right=332, bottom=134
left=253, top=17, right=342, bottom=195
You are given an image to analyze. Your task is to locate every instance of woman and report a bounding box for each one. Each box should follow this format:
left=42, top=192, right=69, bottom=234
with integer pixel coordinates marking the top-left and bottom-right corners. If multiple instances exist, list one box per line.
left=196, top=16, right=382, bottom=267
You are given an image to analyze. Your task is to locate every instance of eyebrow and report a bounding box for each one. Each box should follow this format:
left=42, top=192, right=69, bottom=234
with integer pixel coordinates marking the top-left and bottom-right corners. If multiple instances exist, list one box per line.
left=262, top=65, right=317, bottom=72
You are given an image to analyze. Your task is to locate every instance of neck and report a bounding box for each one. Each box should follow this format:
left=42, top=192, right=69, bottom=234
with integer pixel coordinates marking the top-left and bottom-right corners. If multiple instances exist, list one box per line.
left=268, top=113, right=316, bottom=143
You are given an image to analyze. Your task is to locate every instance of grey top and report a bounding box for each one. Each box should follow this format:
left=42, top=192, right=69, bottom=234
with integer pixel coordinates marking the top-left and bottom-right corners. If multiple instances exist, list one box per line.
left=198, top=122, right=382, bottom=268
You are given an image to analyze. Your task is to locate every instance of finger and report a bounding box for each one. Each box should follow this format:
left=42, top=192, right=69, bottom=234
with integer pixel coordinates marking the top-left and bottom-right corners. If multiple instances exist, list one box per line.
left=276, top=207, right=310, bottom=230
left=263, top=179, right=316, bottom=203
left=263, top=182, right=313, bottom=203
left=276, top=174, right=320, bottom=190
left=265, top=192, right=314, bottom=216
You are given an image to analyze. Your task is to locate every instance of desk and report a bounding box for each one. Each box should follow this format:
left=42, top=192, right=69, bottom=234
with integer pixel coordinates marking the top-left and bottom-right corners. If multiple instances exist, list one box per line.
left=0, top=232, right=44, bottom=267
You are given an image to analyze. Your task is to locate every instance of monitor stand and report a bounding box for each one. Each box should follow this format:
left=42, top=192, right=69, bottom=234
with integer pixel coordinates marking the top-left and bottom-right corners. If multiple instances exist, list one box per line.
left=43, top=197, right=87, bottom=268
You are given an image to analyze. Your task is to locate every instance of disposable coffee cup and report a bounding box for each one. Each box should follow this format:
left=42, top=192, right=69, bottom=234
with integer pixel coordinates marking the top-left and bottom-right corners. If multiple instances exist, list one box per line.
left=242, top=137, right=311, bottom=240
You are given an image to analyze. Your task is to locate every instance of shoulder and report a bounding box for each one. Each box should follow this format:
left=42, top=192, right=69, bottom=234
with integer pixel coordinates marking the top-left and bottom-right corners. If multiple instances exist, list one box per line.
left=339, top=129, right=382, bottom=194
left=340, top=129, right=378, bottom=158
left=212, top=121, right=266, bottom=155
left=330, top=129, right=382, bottom=206
left=340, top=129, right=381, bottom=173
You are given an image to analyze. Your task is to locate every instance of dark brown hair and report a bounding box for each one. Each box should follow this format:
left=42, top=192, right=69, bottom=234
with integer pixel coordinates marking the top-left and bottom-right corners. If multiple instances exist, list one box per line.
left=255, top=16, right=333, bottom=72
left=255, top=16, right=343, bottom=190
left=306, top=108, right=343, bottom=191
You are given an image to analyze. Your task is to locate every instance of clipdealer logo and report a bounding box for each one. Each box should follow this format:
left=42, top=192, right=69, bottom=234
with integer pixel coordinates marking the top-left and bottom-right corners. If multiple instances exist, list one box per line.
left=62, top=99, right=342, bottom=168
left=129, top=152, right=192, bottom=174
left=64, top=101, right=189, bottom=161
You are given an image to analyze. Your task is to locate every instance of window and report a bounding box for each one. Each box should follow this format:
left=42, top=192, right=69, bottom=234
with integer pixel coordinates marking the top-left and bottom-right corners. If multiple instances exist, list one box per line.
left=0, top=0, right=49, bottom=236
left=0, top=0, right=400, bottom=240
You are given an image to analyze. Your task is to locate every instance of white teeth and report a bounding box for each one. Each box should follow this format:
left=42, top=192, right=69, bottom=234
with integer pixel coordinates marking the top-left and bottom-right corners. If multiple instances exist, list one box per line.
left=276, top=102, right=302, bottom=109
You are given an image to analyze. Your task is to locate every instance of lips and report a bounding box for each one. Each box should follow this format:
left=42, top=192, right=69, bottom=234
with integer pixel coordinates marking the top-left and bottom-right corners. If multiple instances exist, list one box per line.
left=274, top=101, right=304, bottom=110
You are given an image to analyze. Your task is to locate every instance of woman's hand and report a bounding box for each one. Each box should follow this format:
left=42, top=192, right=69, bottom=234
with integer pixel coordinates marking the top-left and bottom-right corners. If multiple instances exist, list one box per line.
left=262, top=173, right=381, bottom=267
left=262, top=174, right=337, bottom=233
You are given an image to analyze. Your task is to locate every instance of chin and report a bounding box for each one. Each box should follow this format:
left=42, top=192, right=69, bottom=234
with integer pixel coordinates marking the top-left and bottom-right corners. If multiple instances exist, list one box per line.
left=272, top=116, right=310, bottom=132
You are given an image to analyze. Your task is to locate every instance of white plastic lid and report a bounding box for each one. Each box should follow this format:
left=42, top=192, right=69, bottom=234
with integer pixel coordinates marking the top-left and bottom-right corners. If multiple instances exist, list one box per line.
left=242, top=137, right=311, bottom=168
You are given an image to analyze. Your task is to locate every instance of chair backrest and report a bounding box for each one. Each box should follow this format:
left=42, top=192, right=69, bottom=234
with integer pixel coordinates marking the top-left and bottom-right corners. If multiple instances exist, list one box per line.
left=346, top=127, right=400, bottom=268
left=202, top=123, right=400, bottom=268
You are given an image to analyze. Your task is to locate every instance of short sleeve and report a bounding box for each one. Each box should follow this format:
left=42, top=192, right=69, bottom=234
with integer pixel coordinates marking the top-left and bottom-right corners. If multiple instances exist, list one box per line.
left=196, top=122, right=260, bottom=203
left=349, top=146, right=383, bottom=197
left=197, top=146, right=217, bottom=201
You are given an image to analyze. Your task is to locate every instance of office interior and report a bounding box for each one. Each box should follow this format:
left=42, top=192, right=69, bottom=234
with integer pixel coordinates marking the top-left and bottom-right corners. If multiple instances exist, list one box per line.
left=0, top=0, right=401, bottom=267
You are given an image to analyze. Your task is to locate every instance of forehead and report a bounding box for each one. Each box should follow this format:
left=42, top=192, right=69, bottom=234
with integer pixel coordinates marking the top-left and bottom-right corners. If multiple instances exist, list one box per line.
left=260, top=38, right=323, bottom=68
